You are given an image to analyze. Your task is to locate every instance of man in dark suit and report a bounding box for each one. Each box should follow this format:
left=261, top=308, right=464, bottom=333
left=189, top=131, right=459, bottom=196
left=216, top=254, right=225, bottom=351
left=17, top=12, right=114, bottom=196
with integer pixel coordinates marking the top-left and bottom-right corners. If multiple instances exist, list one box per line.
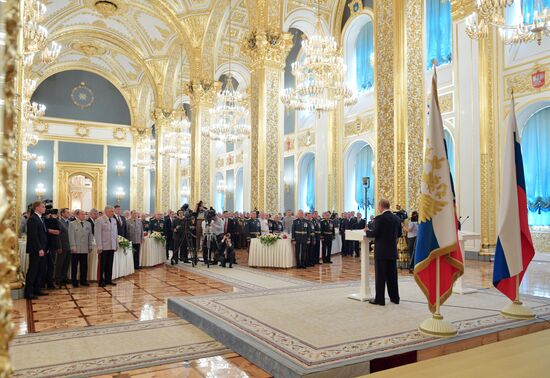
left=87, top=208, right=98, bottom=235
left=55, top=208, right=72, bottom=286
left=366, top=199, right=402, bottom=306
left=113, top=204, right=127, bottom=238
left=24, top=201, right=48, bottom=299
left=339, top=212, right=349, bottom=256
left=354, top=212, right=367, bottom=257
left=164, top=211, right=174, bottom=260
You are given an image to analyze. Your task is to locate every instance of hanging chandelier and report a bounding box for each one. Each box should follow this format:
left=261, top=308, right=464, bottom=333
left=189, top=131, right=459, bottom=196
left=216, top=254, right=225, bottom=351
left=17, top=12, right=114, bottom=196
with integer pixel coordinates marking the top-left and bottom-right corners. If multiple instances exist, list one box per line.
left=133, top=136, right=156, bottom=170
left=466, top=0, right=549, bottom=45
left=203, top=0, right=250, bottom=142
left=281, top=0, right=356, bottom=114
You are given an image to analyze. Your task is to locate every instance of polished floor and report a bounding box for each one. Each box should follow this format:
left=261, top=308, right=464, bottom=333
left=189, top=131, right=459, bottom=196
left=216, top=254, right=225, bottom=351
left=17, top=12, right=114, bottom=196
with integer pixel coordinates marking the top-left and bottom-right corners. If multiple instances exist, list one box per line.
left=11, top=251, right=550, bottom=377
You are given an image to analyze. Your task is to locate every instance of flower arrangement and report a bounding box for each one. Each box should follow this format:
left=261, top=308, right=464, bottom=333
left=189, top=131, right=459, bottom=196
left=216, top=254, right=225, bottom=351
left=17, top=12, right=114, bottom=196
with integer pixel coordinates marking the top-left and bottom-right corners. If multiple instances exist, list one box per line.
left=259, top=233, right=281, bottom=246
left=118, top=236, right=131, bottom=254
left=150, top=231, right=166, bottom=243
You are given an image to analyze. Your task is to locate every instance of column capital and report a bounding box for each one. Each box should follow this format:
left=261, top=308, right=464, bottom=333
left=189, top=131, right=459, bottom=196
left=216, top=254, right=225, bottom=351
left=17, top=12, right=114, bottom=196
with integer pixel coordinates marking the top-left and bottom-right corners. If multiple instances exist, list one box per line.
left=151, top=108, right=172, bottom=123
left=183, top=79, right=221, bottom=108
left=241, top=31, right=293, bottom=70
left=450, top=0, right=476, bottom=21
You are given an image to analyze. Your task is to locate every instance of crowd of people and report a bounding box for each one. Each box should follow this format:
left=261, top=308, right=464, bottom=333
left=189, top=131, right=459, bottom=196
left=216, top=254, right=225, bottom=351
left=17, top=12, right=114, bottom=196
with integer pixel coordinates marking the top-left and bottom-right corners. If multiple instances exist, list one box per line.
left=21, top=198, right=419, bottom=306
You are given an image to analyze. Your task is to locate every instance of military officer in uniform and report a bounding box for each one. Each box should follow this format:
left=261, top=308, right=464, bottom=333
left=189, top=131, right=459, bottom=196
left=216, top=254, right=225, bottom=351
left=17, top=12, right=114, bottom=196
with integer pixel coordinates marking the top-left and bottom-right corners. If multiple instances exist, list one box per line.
left=148, top=213, right=164, bottom=233
left=269, top=214, right=284, bottom=234
left=321, top=211, right=335, bottom=264
left=312, top=212, right=322, bottom=265
left=245, top=212, right=261, bottom=248
left=305, top=213, right=316, bottom=267
left=291, top=210, right=309, bottom=269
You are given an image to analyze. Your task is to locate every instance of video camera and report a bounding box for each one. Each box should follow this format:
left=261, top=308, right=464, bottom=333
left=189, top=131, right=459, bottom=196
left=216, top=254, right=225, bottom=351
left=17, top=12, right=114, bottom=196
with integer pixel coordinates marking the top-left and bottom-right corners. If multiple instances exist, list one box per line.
left=205, top=208, right=216, bottom=224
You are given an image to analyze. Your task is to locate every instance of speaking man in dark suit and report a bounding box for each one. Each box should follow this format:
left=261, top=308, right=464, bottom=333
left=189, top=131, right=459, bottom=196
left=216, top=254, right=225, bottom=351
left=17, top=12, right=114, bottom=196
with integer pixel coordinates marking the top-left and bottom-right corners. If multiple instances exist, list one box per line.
left=366, top=199, right=402, bottom=306
left=24, top=201, right=48, bottom=299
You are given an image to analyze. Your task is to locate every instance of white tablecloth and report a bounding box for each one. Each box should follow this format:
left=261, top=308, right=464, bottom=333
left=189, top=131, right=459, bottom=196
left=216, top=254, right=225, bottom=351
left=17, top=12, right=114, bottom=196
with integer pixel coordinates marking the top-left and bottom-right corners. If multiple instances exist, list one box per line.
left=248, top=238, right=295, bottom=268
left=18, top=239, right=28, bottom=273
left=332, top=234, right=342, bottom=254
left=140, top=237, right=166, bottom=267
left=88, top=247, right=134, bottom=281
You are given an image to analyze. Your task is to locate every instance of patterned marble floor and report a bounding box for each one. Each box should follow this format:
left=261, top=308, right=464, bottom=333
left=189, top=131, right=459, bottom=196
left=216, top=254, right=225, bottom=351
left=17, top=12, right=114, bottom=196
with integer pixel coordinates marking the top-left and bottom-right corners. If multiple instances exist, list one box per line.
left=10, top=251, right=550, bottom=377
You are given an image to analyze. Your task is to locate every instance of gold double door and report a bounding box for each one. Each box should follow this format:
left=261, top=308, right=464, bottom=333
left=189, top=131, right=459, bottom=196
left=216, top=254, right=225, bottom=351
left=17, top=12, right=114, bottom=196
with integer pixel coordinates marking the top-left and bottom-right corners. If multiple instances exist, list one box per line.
left=56, top=162, right=105, bottom=210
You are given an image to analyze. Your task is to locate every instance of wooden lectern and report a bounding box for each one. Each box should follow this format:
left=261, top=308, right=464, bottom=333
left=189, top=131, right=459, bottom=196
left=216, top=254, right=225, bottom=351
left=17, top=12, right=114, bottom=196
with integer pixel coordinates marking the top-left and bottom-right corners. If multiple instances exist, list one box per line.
left=346, top=229, right=373, bottom=302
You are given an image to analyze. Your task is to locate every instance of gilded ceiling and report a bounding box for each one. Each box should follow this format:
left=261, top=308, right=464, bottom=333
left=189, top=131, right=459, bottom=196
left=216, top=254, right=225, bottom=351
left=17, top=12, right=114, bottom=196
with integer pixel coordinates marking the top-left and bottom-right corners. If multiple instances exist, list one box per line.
left=32, top=0, right=341, bottom=129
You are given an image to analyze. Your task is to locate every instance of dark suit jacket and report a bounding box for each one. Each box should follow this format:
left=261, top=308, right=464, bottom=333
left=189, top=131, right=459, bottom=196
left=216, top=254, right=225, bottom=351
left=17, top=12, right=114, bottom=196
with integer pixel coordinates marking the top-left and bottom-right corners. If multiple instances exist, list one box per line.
left=87, top=218, right=95, bottom=235
left=45, top=217, right=60, bottom=252
left=58, top=218, right=71, bottom=251
left=115, top=215, right=127, bottom=238
left=366, top=211, right=402, bottom=260
left=26, top=213, right=48, bottom=255
left=164, top=216, right=173, bottom=241
left=355, top=218, right=366, bottom=230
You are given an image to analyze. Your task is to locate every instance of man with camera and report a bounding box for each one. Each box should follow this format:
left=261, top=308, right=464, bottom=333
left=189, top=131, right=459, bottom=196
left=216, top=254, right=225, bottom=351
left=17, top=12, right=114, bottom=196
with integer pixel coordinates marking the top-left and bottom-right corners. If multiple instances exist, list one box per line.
left=218, top=233, right=235, bottom=268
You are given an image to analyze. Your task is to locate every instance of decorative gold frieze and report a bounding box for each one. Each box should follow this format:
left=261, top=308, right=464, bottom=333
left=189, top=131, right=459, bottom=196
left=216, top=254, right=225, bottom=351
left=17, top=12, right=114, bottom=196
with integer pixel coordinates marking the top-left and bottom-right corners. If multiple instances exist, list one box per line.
left=344, top=115, right=374, bottom=137
left=439, top=92, right=454, bottom=114
left=183, top=80, right=221, bottom=107
left=180, top=15, right=209, bottom=49
left=216, top=157, right=225, bottom=169
left=241, top=31, right=293, bottom=70
left=450, top=0, right=476, bottom=21
left=505, top=64, right=550, bottom=99
left=71, top=41, right=106, bottom=57
left=33, top=121, right=48, bottom=134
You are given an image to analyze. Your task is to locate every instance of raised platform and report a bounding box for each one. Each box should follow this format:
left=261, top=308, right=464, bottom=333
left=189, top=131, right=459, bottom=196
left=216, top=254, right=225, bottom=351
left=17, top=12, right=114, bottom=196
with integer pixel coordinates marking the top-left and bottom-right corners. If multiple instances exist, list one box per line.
left=168, top=279, right=550, bottom=378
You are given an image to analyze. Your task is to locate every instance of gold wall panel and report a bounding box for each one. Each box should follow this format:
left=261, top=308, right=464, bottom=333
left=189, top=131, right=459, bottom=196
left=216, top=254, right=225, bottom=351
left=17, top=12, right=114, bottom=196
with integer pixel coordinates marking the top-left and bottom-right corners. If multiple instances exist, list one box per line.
left=344, top=115, right=374, bottom=138
left=504, top=64, right=550, bottom=99
left=532, top=232, right=550, bottom=253
left=56, top=162, right=105, bottom=210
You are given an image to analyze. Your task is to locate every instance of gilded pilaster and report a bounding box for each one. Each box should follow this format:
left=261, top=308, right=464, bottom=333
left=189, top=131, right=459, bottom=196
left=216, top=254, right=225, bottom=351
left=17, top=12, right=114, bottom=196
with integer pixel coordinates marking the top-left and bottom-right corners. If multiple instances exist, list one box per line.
left=405, top=0, right=425, bottom=212
left=1, top=0, right=20, bottom=375
left=375, top=0, right=395, bottom=203
left=152, top=109, right=171, bottom=212
left=330, top=104, right=345, bottom=212
left=394, top=0, right=407, bottom=209
left=242, top=31, right=292, bottom=213
left=184, top=80, right=219, bottom=207
left=479, top=30, right=498, bottom=250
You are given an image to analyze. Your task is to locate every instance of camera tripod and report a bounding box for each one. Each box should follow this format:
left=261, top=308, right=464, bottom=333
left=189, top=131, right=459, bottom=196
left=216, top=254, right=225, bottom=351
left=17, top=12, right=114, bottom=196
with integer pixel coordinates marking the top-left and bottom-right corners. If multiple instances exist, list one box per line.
left=202, top=224, right=219, bottom=268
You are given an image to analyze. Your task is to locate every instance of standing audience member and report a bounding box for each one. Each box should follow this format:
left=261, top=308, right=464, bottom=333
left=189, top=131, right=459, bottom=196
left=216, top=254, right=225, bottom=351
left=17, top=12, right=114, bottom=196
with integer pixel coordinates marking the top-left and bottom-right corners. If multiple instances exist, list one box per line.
left=43, top=209, right=60, bottom=289
left=320, top=211, right=335, bottom=264
left=171, top=210, right=187, bottom=265
left=113, top=204, right=128, bottom=238
left=127, top=210, right=144, bottom=269
left=95, top=206, right=118, bottom=287
left=354, top=213, right=366, bottom=257
left=55, top=208, right=71, bottom=286
left=87, top=208, right=99, bottom=235
left=24, top=201, right=48, bottom=299
left=407, top=211, right=419, bottom=273
left=292, top=210, right=310, bottom=269
left=164, top=210, right=174, bottom=260
left=68, top=209, right=93, bottom=287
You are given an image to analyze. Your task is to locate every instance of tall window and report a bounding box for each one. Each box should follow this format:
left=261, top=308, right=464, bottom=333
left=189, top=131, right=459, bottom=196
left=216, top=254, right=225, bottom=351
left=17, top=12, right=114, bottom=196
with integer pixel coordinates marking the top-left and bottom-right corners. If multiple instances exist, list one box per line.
left=522, top=107, right=550, bottom=227
left=354, top=145, right=375, bottom=217
left=426, top=0, right=452, bottom=69
left=306, top=158, right=315, bottom=212
left=355, top=21, right=374, bottom=92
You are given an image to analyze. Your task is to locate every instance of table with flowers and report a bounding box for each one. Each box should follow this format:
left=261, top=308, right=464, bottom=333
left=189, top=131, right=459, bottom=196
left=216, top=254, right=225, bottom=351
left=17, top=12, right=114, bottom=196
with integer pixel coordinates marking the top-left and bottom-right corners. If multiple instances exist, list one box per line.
left=248, top=234, right=296, bottom=268
left=140, top=232, right=166, bottom=267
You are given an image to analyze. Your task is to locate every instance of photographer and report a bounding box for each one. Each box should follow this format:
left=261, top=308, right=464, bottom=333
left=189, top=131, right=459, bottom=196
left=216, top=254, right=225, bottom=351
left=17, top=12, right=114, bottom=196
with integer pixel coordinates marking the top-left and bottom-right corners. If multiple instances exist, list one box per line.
left=201, top=209, right=222, bottom=264
left=172, top=210, right=187, bottom=264
left=218, top=233, right=234, bottom=268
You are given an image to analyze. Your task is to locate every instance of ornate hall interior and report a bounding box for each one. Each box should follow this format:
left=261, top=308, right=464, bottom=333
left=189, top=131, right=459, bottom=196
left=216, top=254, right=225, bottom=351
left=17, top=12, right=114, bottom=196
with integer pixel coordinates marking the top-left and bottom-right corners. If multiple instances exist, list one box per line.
left=1, top=0, right=550, bottom=377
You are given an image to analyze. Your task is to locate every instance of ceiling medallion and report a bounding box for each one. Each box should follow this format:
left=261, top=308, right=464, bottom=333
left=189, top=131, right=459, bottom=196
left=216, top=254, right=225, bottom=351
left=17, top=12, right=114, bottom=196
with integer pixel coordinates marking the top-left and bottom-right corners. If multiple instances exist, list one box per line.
left=72, top=41, right=107, bottom=57
left=85, top=0, right=127, bottom=17
left=71, top=82, right=95, bottom=109
left=75, top=124, right=90, bottom=137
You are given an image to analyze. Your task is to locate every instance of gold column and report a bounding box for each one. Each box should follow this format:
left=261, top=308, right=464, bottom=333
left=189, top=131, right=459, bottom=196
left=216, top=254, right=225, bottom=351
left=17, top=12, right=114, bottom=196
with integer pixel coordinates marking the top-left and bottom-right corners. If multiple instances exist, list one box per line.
left=405, top=0, right=425, bottom=211
left=1, top=0, right=20, bottom=375
left=152, top=108, right=171, bottom=212
left=375, top=0, right=396, bottom=204
left=329, top=104, right=344, bottom=212
left=478, top=30, right=497, bottom=250
left=242, top=31, right=293, bottom=213
left=184, top=81, right=219, bottom=207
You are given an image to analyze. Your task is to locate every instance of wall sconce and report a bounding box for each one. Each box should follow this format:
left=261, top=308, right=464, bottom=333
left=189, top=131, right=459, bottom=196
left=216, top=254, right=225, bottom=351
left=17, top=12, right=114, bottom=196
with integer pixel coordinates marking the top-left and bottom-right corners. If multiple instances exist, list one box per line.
left=115, top=187, right=126, bottom=203
left=35, top=183, right=46, bottom=200
left=35, top=155, right=46, bottom=173
left=115, top=161, right=126, bottom=176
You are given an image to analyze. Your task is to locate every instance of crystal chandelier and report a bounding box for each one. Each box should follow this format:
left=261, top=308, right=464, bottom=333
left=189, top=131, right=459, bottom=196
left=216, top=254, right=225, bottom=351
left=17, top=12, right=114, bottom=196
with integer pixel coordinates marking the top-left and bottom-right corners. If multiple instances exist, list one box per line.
left=203, top=0, right=250, bottom=142
left=133, top=135, right=156, bottom=170
left=216, top=179, right=227, bottom=193
left=281, top=0, right=356, bottom=114
left=466, top=0, right=549, bottom=45
left=41, top=41, right=62, bottom=64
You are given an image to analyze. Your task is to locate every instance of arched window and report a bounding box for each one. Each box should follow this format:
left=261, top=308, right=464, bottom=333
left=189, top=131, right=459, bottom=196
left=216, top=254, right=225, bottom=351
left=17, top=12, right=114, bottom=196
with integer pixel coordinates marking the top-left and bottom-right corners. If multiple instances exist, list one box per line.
left=426, top=0, right=452, bottom=69
left=443, top=129, right=455, bottom=179
left=355, top=21, right=374, bottom=92
left=522, top=107, right=550, bottom=227
left=298, top=153, right=315, bottom=211
left=235, top=168, right=243, bottom=212
left=345, top=142, right=375, bottom=216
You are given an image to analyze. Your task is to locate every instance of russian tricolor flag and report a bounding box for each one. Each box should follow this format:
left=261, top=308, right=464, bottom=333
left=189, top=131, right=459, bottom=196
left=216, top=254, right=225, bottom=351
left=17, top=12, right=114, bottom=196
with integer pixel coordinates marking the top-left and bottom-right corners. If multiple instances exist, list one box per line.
left=493, top=97, right=535, bottom=301
left=414, top=69, right=464, bottom=313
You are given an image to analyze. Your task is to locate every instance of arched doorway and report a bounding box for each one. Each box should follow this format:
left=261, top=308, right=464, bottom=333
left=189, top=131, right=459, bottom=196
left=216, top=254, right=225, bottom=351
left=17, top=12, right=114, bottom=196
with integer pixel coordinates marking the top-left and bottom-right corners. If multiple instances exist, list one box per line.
left=56, top=162, right=105, bottom=210
left=344, top=141, right=375, bottom=217
left=298, top=152, right=315, bottom=212
left=68, top=174, right=93, bottom=210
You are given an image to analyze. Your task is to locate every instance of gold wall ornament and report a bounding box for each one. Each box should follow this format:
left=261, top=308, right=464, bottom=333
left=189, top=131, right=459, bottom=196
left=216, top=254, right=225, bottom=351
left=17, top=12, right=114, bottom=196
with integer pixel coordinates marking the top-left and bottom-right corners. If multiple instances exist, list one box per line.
left=344, top=114, right=374, bottom=137
left=71, top=41, right=107, bottom=57
left=450, top=0, right=477, bottom=21
left=85, top=0, right=128, bottom=17
left=375, top=0, right=396, bottom=204
left=505, top=64, right=550, bottom=99
left=33, top=121, right=48, bottom=134
left=531, top=231, right=550, bottom=253
left=241, top=30, right=294, bottom=70
left=113, top=128, right=127, bottom=140
left=75, top=124, right=90, bottom=137
left=180, top=14, right=209, bottom=49
left=71, top=82, right=95, bottom=109
left=216, top=157, right=225, bottom=169
left=405, top=0, right=425, bottom=212
left=1, top=0, right=20, bottom=375
left=298, top=129, right=315, bottom=148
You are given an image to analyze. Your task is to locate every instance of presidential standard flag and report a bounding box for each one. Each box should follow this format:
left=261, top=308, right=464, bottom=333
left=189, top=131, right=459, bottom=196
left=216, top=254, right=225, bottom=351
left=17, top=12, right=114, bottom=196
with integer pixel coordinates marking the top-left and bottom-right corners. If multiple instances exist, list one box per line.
left=492, top=97, right=535, bottom=301
left=414, top=69, right=464, bottom=313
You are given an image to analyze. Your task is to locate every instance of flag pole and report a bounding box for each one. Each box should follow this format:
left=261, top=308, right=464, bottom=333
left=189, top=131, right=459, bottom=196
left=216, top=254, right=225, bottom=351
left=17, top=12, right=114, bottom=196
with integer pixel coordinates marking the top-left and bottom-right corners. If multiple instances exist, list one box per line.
left=419, top=256, right=458, bottom=337
left=500, top=274, right=535, bottom=319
